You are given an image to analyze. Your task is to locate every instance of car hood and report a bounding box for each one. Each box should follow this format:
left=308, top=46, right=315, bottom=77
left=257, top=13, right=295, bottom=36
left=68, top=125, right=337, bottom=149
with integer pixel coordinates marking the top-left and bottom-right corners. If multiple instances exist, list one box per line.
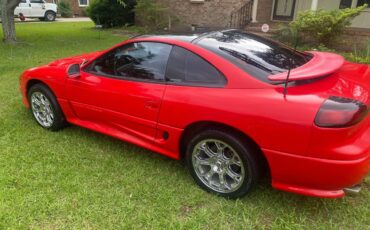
left=48, top=51, right=103, bottom=67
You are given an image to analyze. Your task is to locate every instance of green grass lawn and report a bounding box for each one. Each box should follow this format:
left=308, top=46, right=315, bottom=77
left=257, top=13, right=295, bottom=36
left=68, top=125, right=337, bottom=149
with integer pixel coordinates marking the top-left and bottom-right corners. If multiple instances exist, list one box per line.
left=0, top=22, right=369, bottom=229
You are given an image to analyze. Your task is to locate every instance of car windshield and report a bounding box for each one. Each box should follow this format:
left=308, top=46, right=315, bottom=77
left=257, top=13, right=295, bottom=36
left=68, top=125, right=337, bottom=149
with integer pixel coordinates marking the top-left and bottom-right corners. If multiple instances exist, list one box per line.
left=196, top=30, right=313, bottom=84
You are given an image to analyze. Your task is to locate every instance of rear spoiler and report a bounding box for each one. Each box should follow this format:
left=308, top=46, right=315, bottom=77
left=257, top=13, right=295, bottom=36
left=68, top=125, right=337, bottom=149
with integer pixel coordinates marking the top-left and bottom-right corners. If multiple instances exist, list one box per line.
left=268, top=51, right=345, bottom=82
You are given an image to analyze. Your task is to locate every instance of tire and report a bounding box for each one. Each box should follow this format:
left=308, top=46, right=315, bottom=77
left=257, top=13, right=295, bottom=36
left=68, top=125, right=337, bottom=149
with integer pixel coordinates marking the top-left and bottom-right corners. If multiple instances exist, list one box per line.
left=44, top=11, right=56, bottom=21
left=28, top=83, right=67, bottom=131
left=186, top=129, right=261, bottom=199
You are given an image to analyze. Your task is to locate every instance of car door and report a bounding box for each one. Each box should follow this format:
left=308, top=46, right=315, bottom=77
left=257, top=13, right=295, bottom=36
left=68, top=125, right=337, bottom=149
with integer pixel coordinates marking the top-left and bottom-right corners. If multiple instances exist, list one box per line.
left=30, top=0, right=45, bottom=17
left=66, top=42, right=172, bottom=142
left=15, top=0, right=31, bottom=16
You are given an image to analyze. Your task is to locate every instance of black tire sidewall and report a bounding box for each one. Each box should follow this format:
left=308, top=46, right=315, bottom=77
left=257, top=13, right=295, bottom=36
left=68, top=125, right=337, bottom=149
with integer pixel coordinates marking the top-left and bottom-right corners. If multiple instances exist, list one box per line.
left=28, top=84, right=66, bottom=131
left=186, top=129, right=260, bottom=199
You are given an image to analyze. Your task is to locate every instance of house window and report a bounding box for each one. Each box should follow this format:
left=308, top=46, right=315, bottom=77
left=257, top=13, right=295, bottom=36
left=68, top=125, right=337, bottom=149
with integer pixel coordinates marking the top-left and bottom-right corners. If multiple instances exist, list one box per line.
left=357, top=0, right=370, bottom=7
left=79, top=0, right=89, bottom=6
left=339, top=0, right=352, bottom=9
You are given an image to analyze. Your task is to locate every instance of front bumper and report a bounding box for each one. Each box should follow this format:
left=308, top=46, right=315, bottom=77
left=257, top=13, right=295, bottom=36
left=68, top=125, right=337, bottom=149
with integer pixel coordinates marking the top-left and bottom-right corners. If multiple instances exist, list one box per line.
left=264, top=148, right=370, bottom=198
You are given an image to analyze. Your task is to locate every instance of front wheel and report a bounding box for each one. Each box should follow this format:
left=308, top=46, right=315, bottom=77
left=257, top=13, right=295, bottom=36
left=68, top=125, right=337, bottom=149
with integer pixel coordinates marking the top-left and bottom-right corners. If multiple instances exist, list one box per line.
left=44, top=11, right=56, bottom=21
left=186, top=129, right=261, bottom=199
left=28, top=83, right=67, bottom=131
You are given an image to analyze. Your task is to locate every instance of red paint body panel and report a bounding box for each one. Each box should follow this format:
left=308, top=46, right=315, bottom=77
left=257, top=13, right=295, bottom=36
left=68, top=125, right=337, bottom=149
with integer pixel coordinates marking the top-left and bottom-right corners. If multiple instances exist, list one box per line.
left=19, top=36, right=370, bottom=198
left=268, top=51, right=345, bottom=81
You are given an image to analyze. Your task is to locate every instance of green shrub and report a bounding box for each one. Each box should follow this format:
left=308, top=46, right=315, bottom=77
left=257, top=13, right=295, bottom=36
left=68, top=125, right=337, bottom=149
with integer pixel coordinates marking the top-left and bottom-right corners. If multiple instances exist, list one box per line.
left=135, top=0, right=177, bottom=30
left=86, top=0, right=136, bottom=28
left=346, top=39, right=370, bottom=64
left=290, top=5, right=367, bottom=46
left=58, top=1, right=73, bottom=18
left=296, top=41, right=370, bottom=65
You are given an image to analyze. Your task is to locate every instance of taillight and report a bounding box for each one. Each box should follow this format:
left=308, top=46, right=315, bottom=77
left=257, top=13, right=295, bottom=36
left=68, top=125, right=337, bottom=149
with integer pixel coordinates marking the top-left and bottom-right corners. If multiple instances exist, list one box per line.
left=315, top=96, right=368, bottom=128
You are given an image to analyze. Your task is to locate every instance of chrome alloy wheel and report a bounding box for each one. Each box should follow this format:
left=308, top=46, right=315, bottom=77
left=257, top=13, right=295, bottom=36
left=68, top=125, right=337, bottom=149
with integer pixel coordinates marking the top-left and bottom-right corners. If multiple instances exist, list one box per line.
left=30, top=92, right=54, bottom=128
left=192, top=139, right=246, bottom=193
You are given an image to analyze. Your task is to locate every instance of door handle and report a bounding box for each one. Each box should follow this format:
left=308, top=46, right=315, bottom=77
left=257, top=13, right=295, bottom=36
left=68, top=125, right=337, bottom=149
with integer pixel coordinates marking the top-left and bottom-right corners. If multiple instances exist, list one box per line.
left=145, top=101, right=159, bottom=110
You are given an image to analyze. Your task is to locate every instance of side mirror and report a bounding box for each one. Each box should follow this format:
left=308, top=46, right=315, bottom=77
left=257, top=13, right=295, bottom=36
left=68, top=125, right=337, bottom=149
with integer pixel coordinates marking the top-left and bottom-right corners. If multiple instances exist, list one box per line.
left=67, top=64, right=81, bottom=78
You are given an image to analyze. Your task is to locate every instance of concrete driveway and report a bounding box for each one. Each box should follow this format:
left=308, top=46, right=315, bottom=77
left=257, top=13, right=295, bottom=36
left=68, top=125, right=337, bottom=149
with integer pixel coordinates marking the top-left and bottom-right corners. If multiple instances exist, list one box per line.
left=13, top=17, right=92, bottom=23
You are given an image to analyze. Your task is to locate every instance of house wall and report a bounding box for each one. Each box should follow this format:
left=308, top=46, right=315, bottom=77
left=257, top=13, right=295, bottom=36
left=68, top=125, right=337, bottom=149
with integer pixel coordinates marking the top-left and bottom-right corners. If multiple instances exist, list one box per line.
left=314, top=0, right=370, bottom=29
left=157, top=0, right=246, bottom=28
left=293, top=0, right=311, bottom=18
left=255, top=0, right=273, bottom=22
left=69, top=0, right=87, bottom=17
left=259, top=0, right=370, bottom=29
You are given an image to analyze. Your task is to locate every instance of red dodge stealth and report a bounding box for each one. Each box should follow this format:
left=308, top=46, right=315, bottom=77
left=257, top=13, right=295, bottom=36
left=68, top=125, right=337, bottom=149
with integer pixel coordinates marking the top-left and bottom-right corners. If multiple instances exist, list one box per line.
left=19, top=30, right=369, bottom=198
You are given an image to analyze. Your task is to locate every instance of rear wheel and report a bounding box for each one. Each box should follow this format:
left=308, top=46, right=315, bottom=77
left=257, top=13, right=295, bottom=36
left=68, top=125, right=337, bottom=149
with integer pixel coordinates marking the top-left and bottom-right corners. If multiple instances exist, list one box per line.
left=44, top=11, right=56, bottom=21
left=186, top=129, right=261, bottom=199
left=28, top=83, right=67, bottom=131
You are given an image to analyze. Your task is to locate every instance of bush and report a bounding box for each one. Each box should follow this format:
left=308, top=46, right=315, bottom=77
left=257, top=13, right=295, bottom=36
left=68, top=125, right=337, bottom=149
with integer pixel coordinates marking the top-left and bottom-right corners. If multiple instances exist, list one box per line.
left=135, top=0, right=177, bottom=30
left=58, top=1, right=73, bottom=18
left=346, top=39, right=370, bottom=64
left=86, top=0, right=136, bottom=28
left=290, top=5, right=367, bottom=46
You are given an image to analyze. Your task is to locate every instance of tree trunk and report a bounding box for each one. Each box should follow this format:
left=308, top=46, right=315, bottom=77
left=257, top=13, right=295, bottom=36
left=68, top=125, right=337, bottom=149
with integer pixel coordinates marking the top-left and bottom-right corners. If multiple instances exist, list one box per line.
left=1, top=0, right=21, bottom=44
left=1, top=9, right=16, bottom=43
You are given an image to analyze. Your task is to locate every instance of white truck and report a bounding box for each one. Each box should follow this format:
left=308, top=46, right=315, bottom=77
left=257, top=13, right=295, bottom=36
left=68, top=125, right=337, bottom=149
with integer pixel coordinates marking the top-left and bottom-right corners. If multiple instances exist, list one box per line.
left=14, top=0, right=58, bottom=21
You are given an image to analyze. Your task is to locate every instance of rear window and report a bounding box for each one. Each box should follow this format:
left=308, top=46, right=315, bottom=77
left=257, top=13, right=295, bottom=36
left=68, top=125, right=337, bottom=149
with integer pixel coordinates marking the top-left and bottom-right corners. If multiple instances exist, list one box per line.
left=196, top=30, right=312, bottom=83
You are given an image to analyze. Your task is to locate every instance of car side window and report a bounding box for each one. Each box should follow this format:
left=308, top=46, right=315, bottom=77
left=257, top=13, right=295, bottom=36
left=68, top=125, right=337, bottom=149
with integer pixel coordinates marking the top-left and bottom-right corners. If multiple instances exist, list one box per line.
left=165, top=46, right=226, bottom=87
left=87, top=42, right=172, bottom=82
left=30, top=0, right=44, bottom=3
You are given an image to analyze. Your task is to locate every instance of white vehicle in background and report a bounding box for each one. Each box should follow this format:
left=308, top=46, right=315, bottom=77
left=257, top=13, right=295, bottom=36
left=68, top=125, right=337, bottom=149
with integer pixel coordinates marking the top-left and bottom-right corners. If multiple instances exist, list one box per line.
left=14, top=0, right=57, bottom=21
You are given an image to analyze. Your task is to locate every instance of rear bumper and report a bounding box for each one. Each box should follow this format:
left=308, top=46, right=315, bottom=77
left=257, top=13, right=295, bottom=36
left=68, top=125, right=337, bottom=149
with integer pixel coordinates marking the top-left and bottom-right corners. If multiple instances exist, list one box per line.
left=264, top=149, right=370, bottom=198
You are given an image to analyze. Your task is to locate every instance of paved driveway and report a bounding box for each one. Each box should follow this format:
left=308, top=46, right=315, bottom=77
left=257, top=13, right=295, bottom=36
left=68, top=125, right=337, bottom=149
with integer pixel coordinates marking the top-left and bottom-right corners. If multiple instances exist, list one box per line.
left=13, top=17, right=92, bottom=23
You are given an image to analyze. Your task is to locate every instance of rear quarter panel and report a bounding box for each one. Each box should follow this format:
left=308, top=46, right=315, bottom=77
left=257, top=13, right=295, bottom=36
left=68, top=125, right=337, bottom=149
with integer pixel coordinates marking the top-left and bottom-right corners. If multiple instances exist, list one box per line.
left=158, top=86, right=323, bottom=158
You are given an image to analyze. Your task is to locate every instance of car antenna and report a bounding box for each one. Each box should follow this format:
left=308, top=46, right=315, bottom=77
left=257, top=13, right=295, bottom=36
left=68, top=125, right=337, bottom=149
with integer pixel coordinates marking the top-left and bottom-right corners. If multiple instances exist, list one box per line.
left=283, top=28, right=299, bottom=96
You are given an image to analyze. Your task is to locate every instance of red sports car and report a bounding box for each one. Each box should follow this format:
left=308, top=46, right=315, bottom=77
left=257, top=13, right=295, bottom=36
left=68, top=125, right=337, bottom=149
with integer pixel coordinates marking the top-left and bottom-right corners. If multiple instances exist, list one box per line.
left=19, top=30, right=369, bottom=199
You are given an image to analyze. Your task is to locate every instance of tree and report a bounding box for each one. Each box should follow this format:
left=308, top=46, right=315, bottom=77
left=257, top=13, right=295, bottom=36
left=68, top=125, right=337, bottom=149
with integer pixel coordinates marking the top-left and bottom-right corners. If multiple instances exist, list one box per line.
left=0, top=0, right=22, bottom=43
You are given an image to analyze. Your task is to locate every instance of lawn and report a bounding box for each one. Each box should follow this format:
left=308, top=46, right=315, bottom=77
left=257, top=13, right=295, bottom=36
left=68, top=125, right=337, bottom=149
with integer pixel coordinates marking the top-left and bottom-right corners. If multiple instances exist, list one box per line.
left=0, top=22, right=369, bottom=229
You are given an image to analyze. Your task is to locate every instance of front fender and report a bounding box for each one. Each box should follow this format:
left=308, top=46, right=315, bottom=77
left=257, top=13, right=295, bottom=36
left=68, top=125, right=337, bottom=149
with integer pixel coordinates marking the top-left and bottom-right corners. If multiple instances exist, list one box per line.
left=20, top=65, right=68, bottom=107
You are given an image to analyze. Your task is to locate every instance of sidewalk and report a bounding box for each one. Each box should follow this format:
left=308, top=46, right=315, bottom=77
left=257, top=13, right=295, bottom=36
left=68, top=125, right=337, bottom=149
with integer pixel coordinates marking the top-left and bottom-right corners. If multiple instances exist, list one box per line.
left=11, top=17, right=92, bottom=23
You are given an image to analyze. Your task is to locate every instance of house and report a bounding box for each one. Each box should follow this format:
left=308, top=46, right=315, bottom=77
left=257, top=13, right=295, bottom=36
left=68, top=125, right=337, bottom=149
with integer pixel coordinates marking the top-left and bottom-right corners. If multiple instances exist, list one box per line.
left=155, top=0, right=369, bottom=50
left=155, top=0, right=369, bottom=30
left=46, top=0, right=89, bottom=16
left=253, top=0, right=370, bottom=29
left=68, top=0, right=89, bottom=16
left=55, top=0, right=369, bottom=30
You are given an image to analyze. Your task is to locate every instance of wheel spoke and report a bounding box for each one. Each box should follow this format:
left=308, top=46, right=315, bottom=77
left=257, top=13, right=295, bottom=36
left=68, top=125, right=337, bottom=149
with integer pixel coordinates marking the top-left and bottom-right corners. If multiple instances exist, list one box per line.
left=226, top=168, right=242, bottom=183
left=205, top=169, right=215, bottom=181
left=196, top=158, right=211, bottom=166
left=32, top=98, right=41, bottom=106
left=202, top=144, right=216, bottom=158
left=230, top=156, right=242, bottom=167
left=218, top=172, right=231, bottom=190
left=215, top=141, right=225, bottom=153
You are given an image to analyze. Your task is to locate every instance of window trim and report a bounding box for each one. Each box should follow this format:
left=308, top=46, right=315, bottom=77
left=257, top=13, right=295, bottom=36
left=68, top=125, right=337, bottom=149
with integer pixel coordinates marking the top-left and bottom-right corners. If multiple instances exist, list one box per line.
left=356, top=0, right=370, bottom=8
left=82, top=70, right=167, bottom=85
left=84, top=41, right=172, bottom=84
left=78, top=0, right=89, bottom=7
left=30, top=0, right=44, bottom=3
left=164, top=45, right=228, bottom=88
